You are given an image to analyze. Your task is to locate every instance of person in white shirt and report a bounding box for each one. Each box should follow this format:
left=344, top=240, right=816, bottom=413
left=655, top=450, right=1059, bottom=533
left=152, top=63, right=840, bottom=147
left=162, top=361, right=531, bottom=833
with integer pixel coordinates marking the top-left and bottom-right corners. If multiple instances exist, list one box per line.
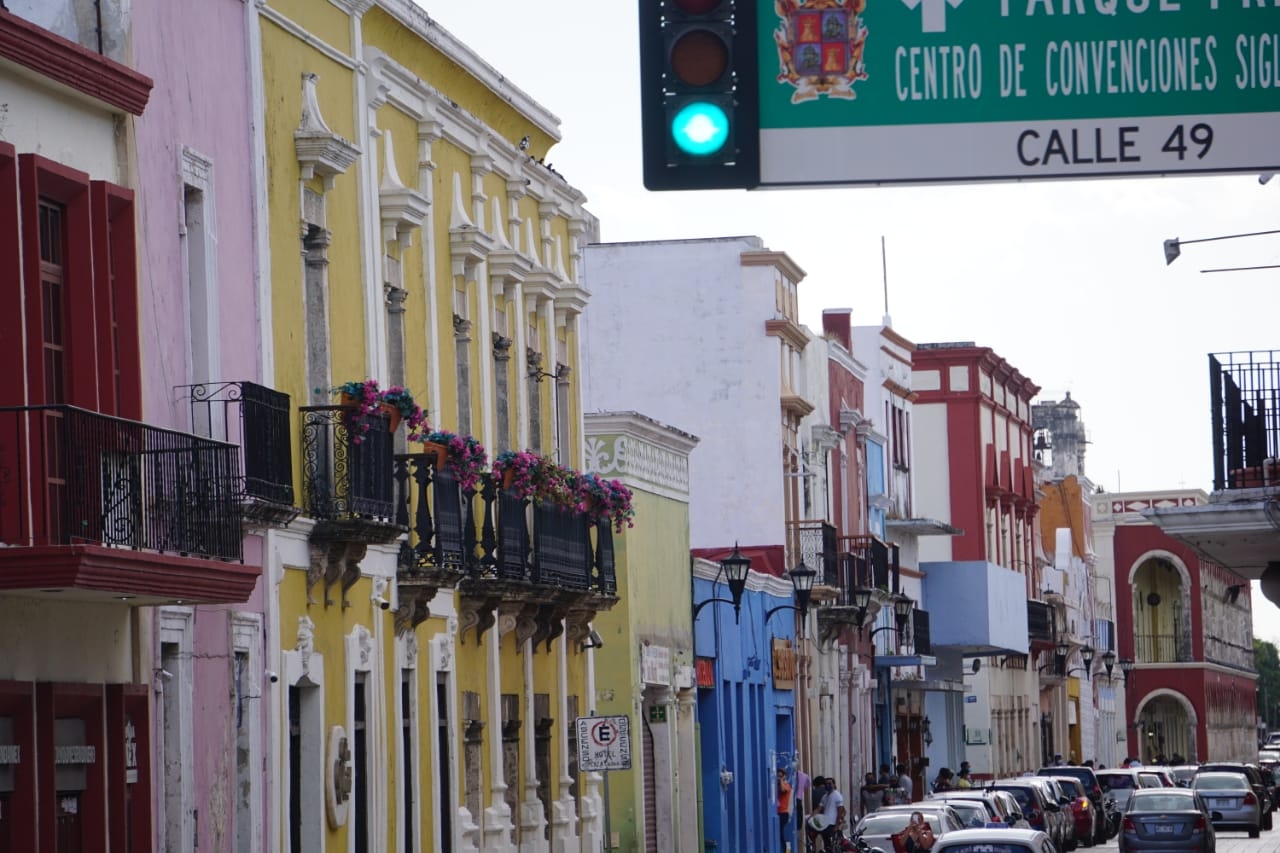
left=895, top=764, right=914, bottom=801
left=807, top=776, right=846, bottom=850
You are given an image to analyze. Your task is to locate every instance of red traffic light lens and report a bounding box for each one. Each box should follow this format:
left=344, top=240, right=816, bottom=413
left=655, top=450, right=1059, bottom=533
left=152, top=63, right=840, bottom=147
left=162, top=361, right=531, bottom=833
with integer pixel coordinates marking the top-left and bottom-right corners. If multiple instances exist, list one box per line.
left=673, top=0, right=724, bottom=14
left=670, top=29, right=729, bottom=87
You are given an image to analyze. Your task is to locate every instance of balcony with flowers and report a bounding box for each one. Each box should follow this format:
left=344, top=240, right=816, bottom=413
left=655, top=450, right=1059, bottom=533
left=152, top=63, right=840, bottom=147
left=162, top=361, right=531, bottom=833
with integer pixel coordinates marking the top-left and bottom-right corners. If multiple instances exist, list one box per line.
left=394, top=443, right=625, bottom=638
left=300, top=380, right=428, bottom=605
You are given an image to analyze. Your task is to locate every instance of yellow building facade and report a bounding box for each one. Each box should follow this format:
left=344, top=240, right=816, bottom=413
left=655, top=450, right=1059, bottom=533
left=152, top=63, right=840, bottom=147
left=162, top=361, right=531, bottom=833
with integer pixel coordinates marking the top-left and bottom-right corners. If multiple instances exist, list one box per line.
left=251, top=2, right=606, bottom=850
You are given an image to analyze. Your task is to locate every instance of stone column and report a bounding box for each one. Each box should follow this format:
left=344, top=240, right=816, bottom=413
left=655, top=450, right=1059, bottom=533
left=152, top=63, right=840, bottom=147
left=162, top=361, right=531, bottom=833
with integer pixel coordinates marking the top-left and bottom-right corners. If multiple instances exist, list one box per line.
left=520, top=638, right=549, bottom=852
left=484, top=607, right=517, bottom=851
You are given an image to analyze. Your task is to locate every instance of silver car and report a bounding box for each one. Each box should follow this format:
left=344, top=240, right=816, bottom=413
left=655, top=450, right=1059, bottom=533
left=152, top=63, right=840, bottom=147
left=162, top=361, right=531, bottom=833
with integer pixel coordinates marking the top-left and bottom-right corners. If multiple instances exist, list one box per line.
left=1192, top=771, right=1262, bottom=838
left=852, top=805, right=965, bottom=853
left=929, top=827, right=1057, bottom=853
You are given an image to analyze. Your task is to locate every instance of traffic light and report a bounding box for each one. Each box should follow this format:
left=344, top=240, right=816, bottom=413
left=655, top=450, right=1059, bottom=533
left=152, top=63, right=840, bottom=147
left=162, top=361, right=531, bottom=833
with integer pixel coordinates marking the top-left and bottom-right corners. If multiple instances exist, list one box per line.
left=639, top=0, right=759, bottom=191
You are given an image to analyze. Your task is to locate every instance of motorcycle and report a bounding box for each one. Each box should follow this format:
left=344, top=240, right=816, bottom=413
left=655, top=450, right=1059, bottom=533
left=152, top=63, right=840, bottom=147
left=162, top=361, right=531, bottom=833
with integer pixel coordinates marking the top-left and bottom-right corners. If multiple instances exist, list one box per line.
left=847, top=834, right=890, bottom=853
left=1102, top=794, right=1121, bottom=840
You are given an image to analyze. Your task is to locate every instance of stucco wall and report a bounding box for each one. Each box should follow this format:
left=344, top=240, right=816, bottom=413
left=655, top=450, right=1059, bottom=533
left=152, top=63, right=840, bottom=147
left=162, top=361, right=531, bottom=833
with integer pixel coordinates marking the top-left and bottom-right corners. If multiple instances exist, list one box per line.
left=582, top=238, right=788, bottom=551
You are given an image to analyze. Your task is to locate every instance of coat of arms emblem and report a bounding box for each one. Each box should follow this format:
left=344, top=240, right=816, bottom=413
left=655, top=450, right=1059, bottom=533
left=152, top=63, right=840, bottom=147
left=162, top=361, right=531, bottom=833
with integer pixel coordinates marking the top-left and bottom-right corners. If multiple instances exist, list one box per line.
left=774, top=0, right=869, bottom=103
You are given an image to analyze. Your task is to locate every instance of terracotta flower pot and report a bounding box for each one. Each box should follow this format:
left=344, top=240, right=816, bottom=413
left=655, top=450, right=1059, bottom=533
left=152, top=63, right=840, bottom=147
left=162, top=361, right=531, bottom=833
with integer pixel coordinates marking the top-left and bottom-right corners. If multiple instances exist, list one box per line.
left=421, top=441, right=449, bottom=470
left=340, top=393, right=401, bottom=432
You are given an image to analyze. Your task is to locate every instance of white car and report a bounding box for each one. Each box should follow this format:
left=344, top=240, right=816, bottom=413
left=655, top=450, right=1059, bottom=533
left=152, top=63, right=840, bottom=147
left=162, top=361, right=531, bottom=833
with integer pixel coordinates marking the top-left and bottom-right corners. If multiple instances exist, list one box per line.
left=929, top=827, right=1057, bottom=853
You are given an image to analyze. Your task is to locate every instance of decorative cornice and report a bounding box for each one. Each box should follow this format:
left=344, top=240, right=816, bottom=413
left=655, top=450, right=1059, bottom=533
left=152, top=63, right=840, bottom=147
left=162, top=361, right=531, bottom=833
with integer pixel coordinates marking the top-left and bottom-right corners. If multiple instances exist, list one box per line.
left=0, top=9, right=153, bottom=116
left=740, top=249, right=807, bottom=283
left=583, top=413, right=699, bottom=500
left=378, top=130, right=429, bottom=247
left=295, top=74, right=360, bottom=190
left=765, top=318, right=811, bottom=352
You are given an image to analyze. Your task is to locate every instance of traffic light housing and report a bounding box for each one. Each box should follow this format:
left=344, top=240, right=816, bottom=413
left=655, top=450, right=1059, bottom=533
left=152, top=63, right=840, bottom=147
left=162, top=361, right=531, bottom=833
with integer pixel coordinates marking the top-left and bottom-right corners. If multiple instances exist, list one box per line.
left=639, top=0, right=759, bottom=191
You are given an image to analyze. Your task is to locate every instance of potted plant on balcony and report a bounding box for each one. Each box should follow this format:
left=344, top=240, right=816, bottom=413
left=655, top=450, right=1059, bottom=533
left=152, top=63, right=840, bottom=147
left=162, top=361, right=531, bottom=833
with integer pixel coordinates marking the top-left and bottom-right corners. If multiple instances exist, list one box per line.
left=330, top=379, right=429, bottom=443
left=493, top=450, right=576, bottom=507
left=575, top=472, right=635, bottom=533
left=418, top=430, right=489, bottom=492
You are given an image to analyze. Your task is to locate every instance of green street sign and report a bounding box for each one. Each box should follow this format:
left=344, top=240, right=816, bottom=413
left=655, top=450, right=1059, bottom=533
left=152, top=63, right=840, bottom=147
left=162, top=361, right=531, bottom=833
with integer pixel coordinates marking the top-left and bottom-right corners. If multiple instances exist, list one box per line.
left=756, top=0, right=1280, bottom=185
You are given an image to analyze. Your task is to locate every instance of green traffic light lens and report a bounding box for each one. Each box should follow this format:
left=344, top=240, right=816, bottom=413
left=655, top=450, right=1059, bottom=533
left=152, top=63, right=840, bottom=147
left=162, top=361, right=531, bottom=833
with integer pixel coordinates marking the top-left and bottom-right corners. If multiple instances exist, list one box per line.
left=671, top=102, right=729, bottom=156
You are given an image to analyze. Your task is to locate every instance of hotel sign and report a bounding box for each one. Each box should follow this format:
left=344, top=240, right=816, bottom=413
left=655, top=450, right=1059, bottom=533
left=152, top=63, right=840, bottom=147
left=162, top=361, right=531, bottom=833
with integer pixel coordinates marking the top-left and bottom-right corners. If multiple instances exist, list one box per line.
left=640, top=644, right=672, bottom=687
left=772, top=638, right=797, bottom=690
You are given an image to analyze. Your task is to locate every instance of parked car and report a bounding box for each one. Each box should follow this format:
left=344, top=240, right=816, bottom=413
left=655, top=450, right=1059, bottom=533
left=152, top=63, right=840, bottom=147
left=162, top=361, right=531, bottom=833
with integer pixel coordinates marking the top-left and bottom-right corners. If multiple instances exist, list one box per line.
left=1192, top=771, right=1263, bottom=838
left=1027, top=775, right=1077, bottom=850
left=851, top=804, right=966, bottom=853
left=1170, top=766, right=1200, bottom=788
left=929, top=827, right=1057, bottom=853
left=929, top=790, right=1029, bottom=829
left=1140, top=767, right=1177, bottom=788
left=1258, top=750, right=1280, bottom=769
left=987, top=779, right=1068, bottom=851
left=1196, top=762, right=1274, bottom=826
left=1038, top=765, right=1108, bottom=845
left=1053, top=776, right=1103, bottom=848
left=1098, top=768, right=1146, bottom=811
left=1119, top=788, right=1216, bottom=853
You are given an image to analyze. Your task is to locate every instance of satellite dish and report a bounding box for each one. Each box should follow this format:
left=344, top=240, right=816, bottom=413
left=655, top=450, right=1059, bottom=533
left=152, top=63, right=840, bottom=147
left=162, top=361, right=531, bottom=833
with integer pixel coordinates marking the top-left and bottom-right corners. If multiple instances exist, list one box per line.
left=971, top=658, right=982, bottom=674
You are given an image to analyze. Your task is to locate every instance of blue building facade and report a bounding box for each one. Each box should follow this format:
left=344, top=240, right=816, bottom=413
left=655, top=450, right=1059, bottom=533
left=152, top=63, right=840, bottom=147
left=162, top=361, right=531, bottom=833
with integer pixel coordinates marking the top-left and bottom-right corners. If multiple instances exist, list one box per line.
left=694, top=566, right=797, bottom=852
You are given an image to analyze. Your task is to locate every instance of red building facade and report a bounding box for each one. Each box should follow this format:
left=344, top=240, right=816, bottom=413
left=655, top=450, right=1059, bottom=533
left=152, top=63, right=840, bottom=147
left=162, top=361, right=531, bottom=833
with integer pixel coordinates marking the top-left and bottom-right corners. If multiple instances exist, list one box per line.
left=1109, top=515, right=1257, bottom=762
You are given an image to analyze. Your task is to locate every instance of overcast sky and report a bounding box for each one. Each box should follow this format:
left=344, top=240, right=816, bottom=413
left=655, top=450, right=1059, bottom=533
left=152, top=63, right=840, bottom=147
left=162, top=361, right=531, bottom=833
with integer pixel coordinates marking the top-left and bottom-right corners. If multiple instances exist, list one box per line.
left=420, top=1, right=1280, bottom=639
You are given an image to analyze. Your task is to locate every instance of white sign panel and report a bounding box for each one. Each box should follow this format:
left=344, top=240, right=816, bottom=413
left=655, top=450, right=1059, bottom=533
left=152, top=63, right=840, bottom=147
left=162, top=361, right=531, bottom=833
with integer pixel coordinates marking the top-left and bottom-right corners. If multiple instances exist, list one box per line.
left=640, top=644, right=671, bottom=687
left=576, top=714, right=632, bottom=772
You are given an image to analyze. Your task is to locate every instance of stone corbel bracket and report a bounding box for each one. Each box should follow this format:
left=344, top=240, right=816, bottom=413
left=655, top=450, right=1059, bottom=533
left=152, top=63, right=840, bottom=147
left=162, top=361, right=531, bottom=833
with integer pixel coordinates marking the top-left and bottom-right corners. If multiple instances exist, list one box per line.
left=295, top=73, right=360, bottom=191
left=304, top=540, right=366, bottom=608
left=459, top=595, right=502, bottom=645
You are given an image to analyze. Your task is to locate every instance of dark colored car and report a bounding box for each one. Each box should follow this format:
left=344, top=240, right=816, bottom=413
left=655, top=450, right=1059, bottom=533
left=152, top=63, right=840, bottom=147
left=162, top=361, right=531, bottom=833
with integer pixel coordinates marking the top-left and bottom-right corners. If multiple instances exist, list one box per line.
left=988, top=780, right=1066, bottom=851
left=1196, top=762, right=1274, bottom=828
left=1027, top=776, right=1076, bottom=850
left=1053, top=776, right=1102, bottom=849
left=1119, top=788, right=1216, bottom=853
left=1040, top=765, right=1107, bottom=844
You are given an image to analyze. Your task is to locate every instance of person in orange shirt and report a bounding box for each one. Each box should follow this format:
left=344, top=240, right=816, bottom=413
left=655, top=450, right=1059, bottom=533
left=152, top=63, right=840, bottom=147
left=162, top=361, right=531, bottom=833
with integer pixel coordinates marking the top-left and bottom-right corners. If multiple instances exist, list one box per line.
left=778, top=769, right=793, bottom=850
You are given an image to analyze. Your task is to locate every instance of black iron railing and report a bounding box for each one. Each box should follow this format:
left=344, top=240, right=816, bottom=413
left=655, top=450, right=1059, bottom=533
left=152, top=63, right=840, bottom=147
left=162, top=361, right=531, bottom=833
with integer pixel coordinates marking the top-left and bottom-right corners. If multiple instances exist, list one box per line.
left=301, top=406, right=396, bottom=523
left=183, top=381, right=294, bottom=507
left=1028, top=600, right=1054, bottom=642
left=1211, top=351, right=1280, bottom=491
left=913, top=609, right=932, bottom=655
left=789, top=520, right=839, bottom=585
left=0, top=405, right=243, bottom=560
left=393, top=459, right=614, bottom=596
left=1135, top=633, right=1188, bottom=663
left=840, top=534, right=896, bottom=593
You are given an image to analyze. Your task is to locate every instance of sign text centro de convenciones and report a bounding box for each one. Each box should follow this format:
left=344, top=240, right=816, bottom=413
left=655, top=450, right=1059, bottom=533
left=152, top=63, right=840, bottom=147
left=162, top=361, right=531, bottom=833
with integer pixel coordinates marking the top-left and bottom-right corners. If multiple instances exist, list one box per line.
left=575, top=715, right=632, bottom=772
left=759, top=0, right=1280, bottom=185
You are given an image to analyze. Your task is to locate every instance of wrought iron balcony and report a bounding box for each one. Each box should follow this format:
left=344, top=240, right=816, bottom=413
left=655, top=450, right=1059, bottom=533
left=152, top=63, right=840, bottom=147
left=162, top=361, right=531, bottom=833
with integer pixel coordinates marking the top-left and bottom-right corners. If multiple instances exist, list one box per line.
left=394, top=457, right=617, bottom=635
left=788, top=520, right=838, bottom=586
left=1211, top=351, right=1280, bottom=491
left=1027, top=599, right=1055, bottom=645
left=913, top=609, right=932, bottom=655
left=1134, top=633, right=1190, bottom=664
left=838, top=534, right=898, bottom=597
left=0, top=405, right=258, bottom=602
left=183, top=381, right=296, bottom=525
left=300, top=405, right=402, bottom=544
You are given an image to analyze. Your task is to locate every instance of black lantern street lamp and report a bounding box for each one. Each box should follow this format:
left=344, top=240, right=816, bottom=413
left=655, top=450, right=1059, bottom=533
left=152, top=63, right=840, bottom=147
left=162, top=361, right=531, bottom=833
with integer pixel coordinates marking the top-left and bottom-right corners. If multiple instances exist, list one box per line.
left=692, top=543, right=753, bottom=624
left=892, top=594, right=914, bottom=633
left=1119, top=657, right=1136, bottom=686
left=1081, top=645, right=1095, bottom=671
left=1101, top=649, right=1117, bottom=680
left=765, top=560, right=819, bottom=629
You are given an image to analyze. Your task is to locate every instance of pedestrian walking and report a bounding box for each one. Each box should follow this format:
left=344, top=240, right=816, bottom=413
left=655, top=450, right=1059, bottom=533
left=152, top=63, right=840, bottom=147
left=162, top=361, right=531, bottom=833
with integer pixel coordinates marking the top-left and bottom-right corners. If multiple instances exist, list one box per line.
left=778, top=769, right=793, bottom=851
